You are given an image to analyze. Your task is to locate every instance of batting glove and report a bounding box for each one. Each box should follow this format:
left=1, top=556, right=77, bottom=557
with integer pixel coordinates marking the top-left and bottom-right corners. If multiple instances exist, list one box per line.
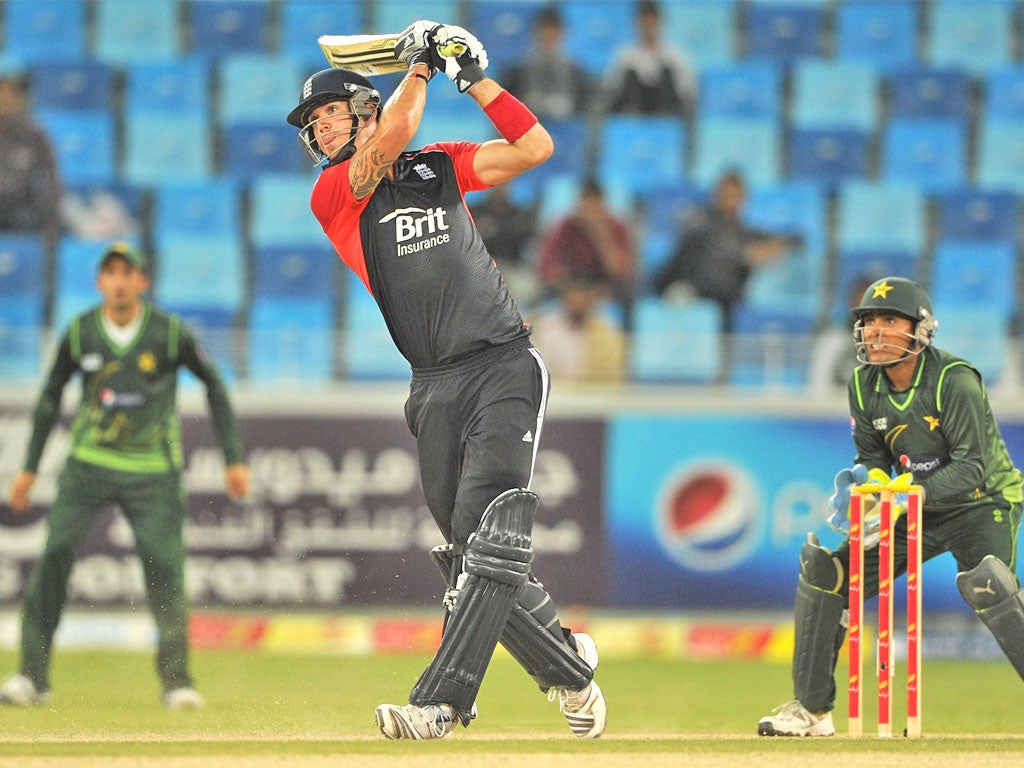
left=395, top=20, right=443, bottom=78
left=432, top=25, right=488, bottom=93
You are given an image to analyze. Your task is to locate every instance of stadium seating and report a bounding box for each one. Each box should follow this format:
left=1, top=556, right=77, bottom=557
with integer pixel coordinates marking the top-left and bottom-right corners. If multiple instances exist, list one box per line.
left=976, top=121, right=1024, bottom=194
left=36, top=109, right=116, bottom=187
left=188, top=0, right=271, bottom=59
left=153, top=180, right=242, bottom=241
left=562, top=0, right=635, bottom=77
left=935, top=306, right=1010, bottom=385
left=126, top=59, right=211, bottom=116
left=469, top=0, right=543, bottom=76
left=887, top=66, right=971, bottom=121
left=2, top=0, right=85, bottom=62
left=371, top=0, right=460, bottom=36
left=693, top=116, right=780, bottom=188
left=629, top=297, right=723, bottom=384
left=0, top=234, right=45, bottom=312
left=222, top=121, right=307, bottom=182
left=217, top=54, right=306, bottom=125
left=280, top=0, right=365, bottom=71
left=930, top=240, right=1017, bottom=318
left=881, top=118, right=967, bottom=193
left=598, top=116, right=686, bottom=197
left=249, top=175, right=323, bottom=248
left=927, top=0, right=1013, bottom=76
left=936, top=189, right=1020, bottom=244
left=95, top=0, right=179, bottom=65
left=835, top=0, right=918, bottom=73
left=729, top=306, right=816, bottom=390
left=788, top=128, right=871, bottom=191
left=123, top=113, right=213, bottom=186
left=836, top=181, right=927, bottom=255
left=340, top=275, right=409, bottom=380
left=662, top=0, right=736, bottom=70
left=984, top=66, right=1024, bottom=121
left=636, top=181, right=706, bottom=284
left=168, top=305, right=239, bottom=383
left=0, top=297, right=43, bottom=380
left=790, top=60, right=879, bottom=133
left=248, top=298, right=335, bottom=383
left=153, top=233, right=246, bottom=314
left=29, top=60, right=114, bottom=111
left=744, top=1, right=825, bottom=65
left=252, top=244, right=337, bottom=300
left=698, top=62, right=782, bottom=120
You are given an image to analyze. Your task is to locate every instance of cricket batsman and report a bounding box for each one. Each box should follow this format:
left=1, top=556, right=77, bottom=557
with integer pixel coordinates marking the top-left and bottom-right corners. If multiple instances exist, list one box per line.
left=759, top=277, right=1024, bottom=736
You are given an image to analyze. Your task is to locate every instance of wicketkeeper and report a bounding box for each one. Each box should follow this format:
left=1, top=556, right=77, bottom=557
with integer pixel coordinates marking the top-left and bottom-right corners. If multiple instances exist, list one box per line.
left=759, top=276, right=1024, bottom=736
left=287, top=20, right=605, bottom=740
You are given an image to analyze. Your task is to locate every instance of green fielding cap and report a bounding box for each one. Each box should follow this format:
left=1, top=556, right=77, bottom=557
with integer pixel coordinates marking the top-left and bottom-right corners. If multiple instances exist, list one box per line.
left=97, top=241, right=147, bottom=273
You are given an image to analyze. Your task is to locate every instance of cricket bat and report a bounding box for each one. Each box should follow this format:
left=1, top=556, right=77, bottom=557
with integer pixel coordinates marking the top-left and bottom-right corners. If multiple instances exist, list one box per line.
left=318, top=33, right=468, bottom=77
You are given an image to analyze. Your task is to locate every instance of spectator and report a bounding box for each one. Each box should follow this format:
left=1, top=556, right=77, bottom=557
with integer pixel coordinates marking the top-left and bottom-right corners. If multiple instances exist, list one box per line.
left=653, top=169, right=802, bottom=335
left=501, top=4, right=593, bottom=122
left=537, top=177, right=636, bottom=328
left=601, top=0, right=697, bottom=118
left=529, top=277, right=628, bottom=384
left=0, top=67, right=61, bottom=260
left=471, top=183, right=541, bottom=306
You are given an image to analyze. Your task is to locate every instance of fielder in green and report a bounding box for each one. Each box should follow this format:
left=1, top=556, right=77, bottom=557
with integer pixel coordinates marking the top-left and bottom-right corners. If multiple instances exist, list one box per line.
left=2, top=242, right=249, bottom=710
left=758, top=276, right=1024, bottom=736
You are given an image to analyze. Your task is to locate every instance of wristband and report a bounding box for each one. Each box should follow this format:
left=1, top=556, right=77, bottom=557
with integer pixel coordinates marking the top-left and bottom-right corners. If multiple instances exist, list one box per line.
left=406, top=71, right=430, bottom=83
left=483, top=90, right=538, bottom=143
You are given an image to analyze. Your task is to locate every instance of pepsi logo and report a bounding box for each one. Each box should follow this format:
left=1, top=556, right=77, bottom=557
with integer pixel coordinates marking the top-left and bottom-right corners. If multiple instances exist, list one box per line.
left=656, top=461, right=762, bottom=572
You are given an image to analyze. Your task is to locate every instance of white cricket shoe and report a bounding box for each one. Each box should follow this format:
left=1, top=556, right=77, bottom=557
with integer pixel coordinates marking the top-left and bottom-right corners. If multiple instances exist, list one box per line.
left=758, top=699, right=835, bottom=737
left=0, top=674, right=50, bottom=707
left=374, top=703, right=458, bottom=740
left=163, top=687, right=205, bottom=710
left=548, top=632, right=607, bottom=739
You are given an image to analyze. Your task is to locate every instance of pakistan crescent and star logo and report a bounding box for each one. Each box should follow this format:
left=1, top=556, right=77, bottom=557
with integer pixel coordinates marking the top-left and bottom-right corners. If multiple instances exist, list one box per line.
left=138, top=352, right=156, bottom=372
left=872, top=279, right=894, bottom=299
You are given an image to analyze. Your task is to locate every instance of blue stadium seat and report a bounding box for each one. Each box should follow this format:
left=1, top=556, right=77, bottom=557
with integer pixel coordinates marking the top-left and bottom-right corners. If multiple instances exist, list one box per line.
left=248, top=298, right=335, bottom=383
left=412, top=110, right=496, bottom=148
left=153, top=180, right=242, bottom=240
left=693, top=116, right=780, bottom=188
left=153, top=234, right=246, bottom=313
left=29, top=61, right=114, bottom=111
left=123, top=113, right=212, bottom=185
left=698, top=62, right=781, bottom=119
left=837, top=181, right=927, bottom=254
left=371, top=1, right=460, bottom=35
left=223, top=121, right=307, bottom=182
left=745, top=2, right=825, bottom=65
left=729, top=306, right=815, bottom=389
left=831, top=248, right=919, bottom=321
left=54, top=237, right=123, bottom=329
left=835, top=0, right=918, bottom=73
left=218, top=54, right=306, bottom=125
left=790, top=60, right=879, bottom=132
left=36, top=109, right=116, bottom=187
left=930, top=240, right=1017, bottom=317
left=189, top=0, right=270, bottom=59
left=934, top=306, right=1009, bottom=385
left=250, top=175, right=322, bottom=248
left=95, top=0, right=179, bottom=65
left=928, top=0, right=1012, bottom=76
left=663, top=0, right=736, bottom=70
left=788, top=128, right=870, bottom=191
left=470, top=1, right=543, bottom=76
left=562, top=0, right=635, bottom=77
left=936, top=189, right=1019, bottom=243
left=0, top=297, right=43, bottom=380
left=636, top=182, right=706, bottom=283
left=543, top=118, right=589, bottom=180
left=881, top=118, right=967, bottom=194
left=0, top=234, right=45, bottom=302
left=629, top=297, right=723, bottom=384
left=126, top=59, right=211, bottom=116
left=976, top=121, right=1024, bottom=194
left=253, top=244, right=337, bottom=300
left=743, top=182, right=827, bottom=314
left=984, top=67, right=1024, bottom=121
left=3, top=0, right=85, bottom=62
left=280, top=0, right=365, bottom=70
left=341, top=275, right=409, bottom=380
left=888, top=66, right=971, bottom=120
left=598, top=116, right=686, bottom=196
left=166, top=305, right=239, bottom=383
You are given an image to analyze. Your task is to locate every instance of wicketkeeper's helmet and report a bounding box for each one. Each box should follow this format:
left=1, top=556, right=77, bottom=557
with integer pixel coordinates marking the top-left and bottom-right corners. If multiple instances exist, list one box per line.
left=287, top=68, right=381, bottom=166
left=850, top=276, right=938, bottom=364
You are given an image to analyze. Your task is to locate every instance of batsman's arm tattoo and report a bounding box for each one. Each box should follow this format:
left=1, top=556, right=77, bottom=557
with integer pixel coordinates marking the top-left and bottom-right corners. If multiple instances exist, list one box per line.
left=351, top=146, right=392, bottom=200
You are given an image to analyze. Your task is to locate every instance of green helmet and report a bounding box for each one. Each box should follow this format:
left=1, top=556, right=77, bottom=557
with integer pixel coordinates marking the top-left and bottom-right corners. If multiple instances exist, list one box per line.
left=850, top=277, right=938, bottom=362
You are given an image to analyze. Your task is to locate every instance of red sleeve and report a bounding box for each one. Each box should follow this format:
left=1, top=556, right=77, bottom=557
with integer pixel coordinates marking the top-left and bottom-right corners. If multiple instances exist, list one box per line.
left=310, top=161, right=374, bottom=293
left=423, top=141, right=488, bottom=195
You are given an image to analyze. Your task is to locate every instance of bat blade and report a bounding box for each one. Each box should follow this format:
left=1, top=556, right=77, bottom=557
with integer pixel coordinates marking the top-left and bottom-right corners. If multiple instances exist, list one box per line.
left=318, top=34, right=405, bottom=76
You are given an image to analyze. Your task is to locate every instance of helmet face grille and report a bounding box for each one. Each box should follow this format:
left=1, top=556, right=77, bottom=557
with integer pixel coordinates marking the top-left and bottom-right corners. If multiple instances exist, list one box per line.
left=287, top=68, right=381, bottom=129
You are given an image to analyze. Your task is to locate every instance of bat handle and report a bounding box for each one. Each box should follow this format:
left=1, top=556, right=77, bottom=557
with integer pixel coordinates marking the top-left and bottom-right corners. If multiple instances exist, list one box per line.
left=437, top=41, right=467, bottom=57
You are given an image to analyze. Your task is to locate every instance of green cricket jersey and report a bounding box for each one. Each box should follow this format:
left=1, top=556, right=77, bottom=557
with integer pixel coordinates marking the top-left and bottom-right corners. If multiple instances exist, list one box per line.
left=23, top=303, right=244, bottom=474
left=848, top=345, right=1024, bottom=514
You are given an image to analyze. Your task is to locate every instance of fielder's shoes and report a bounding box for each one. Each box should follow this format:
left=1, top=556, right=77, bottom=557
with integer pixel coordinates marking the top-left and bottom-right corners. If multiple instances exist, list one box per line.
left=375, top=702, right=458, bottom=740
left=163, top=687, right=205, bottom=710
left=548, top=632, right=607, bottom=739
left=758, top=699, right=835, bottom=737
left=0, top=674, right=50, bottom=707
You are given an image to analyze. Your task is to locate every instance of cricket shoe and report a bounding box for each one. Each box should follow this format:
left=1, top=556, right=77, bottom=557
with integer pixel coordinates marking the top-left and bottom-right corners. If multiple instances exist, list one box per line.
left=375, top=703, right=458, bottom=740
left=758, top=699, right=834, bottom=737
left=0, top=674, right=50, bottom=707
left=163, top=687, right=205, bottom=710
left=548, top=632, right=607, bottom=739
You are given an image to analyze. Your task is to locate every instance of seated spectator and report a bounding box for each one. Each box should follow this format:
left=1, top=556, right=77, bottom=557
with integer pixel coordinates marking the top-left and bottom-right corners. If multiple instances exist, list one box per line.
left=0, top=68, right=60, bottom=256
left=501, top=4, right=593, bottom=122
left=537, top=177, right=636, bottom=329
left=529, top=277, right=627, bottom=384
left=653, top=169, right=802, bottom=335
left=471, top=184, right=541, bottom=307
left=601, top=0, right=697, bottom=118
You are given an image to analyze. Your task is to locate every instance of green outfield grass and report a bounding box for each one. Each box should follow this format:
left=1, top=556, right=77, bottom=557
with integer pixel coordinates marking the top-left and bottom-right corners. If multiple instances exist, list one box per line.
left=0, top=649, right=1021, bottom=760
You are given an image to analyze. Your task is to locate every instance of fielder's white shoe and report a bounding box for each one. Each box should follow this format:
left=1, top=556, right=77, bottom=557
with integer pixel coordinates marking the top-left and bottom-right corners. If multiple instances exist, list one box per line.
left=375, top=702, right=458, bottom=740
left=548, top=632, right=607, bottom=739
left=163, top=687, right=205, bottom=710
left=758, top=699, right=835, bottom=737
left=0, top=674, right=50, bottom=707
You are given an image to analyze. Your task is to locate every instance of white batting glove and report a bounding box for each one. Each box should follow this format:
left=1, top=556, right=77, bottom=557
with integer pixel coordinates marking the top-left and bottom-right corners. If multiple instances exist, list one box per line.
left=395, top=19, right=443, bottom=77
left=432, top=25, right=488, bottom=93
